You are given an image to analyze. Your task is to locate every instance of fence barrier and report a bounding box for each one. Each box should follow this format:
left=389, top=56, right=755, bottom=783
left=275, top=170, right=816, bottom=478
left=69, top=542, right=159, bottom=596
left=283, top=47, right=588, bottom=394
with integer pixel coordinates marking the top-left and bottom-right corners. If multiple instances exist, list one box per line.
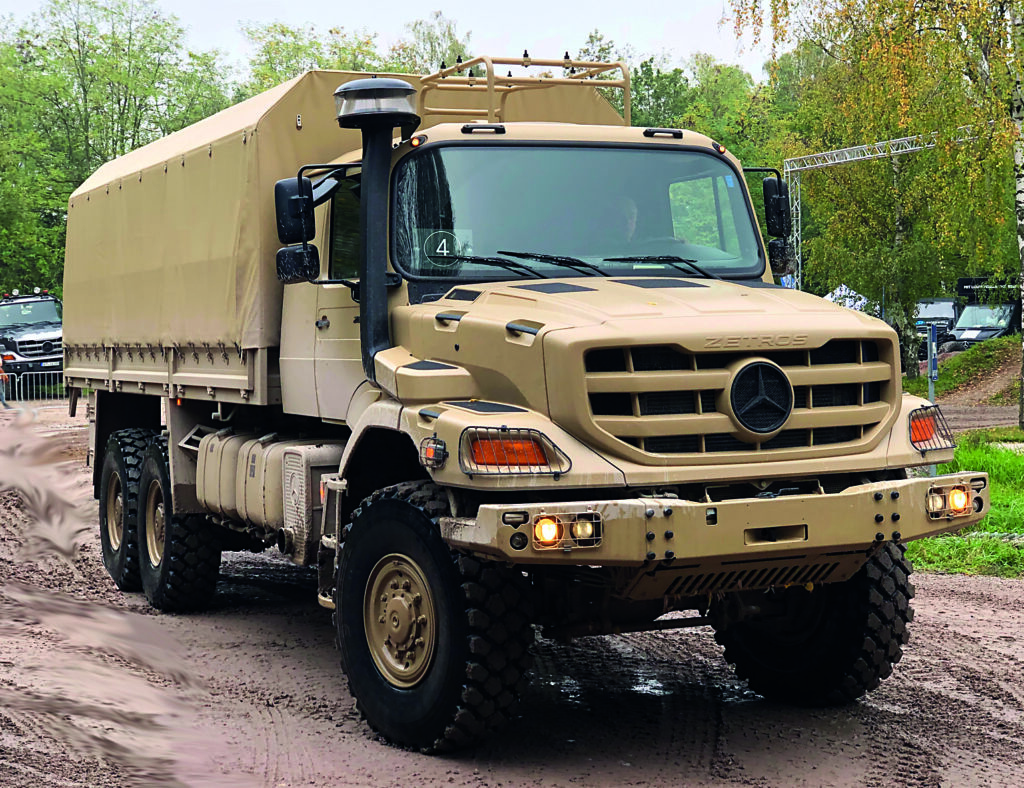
left=2, top=371, right=68, bottom=403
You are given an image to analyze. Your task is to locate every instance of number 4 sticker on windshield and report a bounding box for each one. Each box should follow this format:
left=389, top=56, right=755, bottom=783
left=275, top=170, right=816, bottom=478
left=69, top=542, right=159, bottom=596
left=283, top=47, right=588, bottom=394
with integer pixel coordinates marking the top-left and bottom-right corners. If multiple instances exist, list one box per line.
left=419, top=230, right=472, bottom=269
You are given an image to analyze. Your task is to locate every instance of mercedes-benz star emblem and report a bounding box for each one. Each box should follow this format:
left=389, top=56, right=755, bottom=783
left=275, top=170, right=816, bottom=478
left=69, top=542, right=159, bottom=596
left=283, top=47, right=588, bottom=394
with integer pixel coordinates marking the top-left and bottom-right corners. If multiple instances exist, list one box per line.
left=730, top=362, right=793, bottom=434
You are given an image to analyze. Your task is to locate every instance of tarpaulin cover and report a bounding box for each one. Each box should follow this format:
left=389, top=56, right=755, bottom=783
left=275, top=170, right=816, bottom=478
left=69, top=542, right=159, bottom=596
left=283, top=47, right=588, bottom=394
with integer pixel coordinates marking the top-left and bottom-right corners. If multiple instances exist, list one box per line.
left=63, top=70, right=623, bottom=351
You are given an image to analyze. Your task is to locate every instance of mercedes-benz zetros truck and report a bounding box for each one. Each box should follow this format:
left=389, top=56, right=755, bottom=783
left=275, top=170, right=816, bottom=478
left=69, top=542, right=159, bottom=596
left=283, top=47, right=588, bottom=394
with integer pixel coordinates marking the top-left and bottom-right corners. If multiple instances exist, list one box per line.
left=62, top=55, right=989, bottom=752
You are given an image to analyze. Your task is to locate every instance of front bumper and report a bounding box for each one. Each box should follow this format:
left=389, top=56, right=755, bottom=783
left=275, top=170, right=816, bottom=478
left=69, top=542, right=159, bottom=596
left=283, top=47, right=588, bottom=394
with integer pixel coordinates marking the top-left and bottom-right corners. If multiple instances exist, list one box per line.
left=441, top=472, right=989, bottom=569
left=1, top=354, right=63, bottom=375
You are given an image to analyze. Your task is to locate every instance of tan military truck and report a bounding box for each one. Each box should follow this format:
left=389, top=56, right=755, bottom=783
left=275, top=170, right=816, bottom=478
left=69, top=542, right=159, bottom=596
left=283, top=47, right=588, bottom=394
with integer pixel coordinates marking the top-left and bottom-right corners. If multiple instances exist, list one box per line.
left=63, top=55, right=989, bottom=752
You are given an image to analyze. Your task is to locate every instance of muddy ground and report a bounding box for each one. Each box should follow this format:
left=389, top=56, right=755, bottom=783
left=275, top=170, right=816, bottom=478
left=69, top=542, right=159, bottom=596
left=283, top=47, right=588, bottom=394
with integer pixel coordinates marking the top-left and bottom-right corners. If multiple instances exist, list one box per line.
left=1, top=405, right=1022, bottom=787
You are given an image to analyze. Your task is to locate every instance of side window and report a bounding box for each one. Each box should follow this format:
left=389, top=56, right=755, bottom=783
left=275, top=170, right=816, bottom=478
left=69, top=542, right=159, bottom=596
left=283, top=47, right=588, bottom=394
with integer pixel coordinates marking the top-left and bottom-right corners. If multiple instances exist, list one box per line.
left=329, top=182, right=361, bottom=280
left=669, top=176, right=740, bottom=252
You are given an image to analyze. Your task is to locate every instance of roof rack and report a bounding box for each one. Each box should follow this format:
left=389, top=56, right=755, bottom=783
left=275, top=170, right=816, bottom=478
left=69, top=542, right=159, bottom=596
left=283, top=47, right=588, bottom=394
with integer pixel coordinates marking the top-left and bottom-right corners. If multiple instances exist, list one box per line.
left=418, top=54, right=631, bottom=126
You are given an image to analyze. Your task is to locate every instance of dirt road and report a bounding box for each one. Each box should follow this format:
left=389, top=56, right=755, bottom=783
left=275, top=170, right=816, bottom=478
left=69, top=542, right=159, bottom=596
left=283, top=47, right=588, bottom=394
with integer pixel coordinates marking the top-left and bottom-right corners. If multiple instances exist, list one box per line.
left=1, top=408, right=1023, bottom=787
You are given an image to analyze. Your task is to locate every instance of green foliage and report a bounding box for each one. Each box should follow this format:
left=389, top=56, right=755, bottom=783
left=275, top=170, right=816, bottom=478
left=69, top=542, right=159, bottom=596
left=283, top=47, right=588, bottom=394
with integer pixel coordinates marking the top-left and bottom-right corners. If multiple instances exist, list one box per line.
left=385, top=12, right=474, bottom=75
left=902, top=335, right=1019, bottom=399
left=241, top=22, right=380, bottom=95
left=0, top=0, right=232, bottom=293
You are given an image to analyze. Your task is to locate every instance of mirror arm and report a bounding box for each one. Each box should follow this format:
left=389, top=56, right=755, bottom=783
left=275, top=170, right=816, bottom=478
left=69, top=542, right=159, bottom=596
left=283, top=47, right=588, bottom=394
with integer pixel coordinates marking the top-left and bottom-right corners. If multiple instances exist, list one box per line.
left=307, top=271, right=403, bottom=300
left=743, top=166, right=783, bottom=180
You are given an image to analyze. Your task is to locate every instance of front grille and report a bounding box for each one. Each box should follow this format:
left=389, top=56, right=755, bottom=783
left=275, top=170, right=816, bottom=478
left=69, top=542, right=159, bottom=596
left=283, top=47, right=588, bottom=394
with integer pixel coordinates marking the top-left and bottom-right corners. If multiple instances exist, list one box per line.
left=583, top=339, right=893, bottom=460
left=15, top=339, right=61, bottom=358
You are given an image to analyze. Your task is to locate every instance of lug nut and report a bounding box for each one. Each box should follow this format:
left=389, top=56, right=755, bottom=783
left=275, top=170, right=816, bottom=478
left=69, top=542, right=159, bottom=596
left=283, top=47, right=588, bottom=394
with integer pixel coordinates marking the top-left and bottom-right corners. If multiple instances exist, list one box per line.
left=664, top=550, right=674, bottom=559
left=646, top=551, right=656, bottom=561
left=646, top=531, right=656, bottom=541
left=891, top=490, right=900, bottom=500
left=892, top=513, right=901, bottom=522
left=875, top=514, right=884, bottom=523
left=664, top=508, right=673, bottom=517
left=874, top=492, right=883, bottom=502
left=875, top=532, right=885, bottom=542
left=645, top=508, right=655, bottom=518
left=664, top=530, right=674, bottom=539
left=892, top=531, right=901, bottom=541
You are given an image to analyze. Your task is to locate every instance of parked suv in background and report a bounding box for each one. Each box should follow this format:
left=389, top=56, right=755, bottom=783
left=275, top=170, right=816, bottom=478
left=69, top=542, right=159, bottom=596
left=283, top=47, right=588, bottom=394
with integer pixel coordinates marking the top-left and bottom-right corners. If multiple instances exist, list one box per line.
left=0, top=290, right=63, bottom=375
left=915, top=298, right=959, bottom=359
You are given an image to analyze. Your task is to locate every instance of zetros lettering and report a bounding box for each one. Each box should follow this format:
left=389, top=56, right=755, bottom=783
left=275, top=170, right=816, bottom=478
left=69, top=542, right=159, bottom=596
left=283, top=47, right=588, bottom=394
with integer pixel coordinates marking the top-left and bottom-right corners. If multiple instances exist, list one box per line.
left=704, top=334, right=809, bottom=348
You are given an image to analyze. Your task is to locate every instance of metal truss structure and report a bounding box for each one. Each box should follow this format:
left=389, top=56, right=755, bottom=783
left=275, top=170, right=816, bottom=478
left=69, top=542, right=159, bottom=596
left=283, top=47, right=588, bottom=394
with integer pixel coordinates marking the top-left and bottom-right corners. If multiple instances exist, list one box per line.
left=782, top=126, right=978, bottom=288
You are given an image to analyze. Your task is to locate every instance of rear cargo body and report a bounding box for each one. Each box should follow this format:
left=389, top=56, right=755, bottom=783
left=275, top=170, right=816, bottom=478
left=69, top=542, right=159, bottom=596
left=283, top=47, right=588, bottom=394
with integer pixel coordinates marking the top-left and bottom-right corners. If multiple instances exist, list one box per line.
left=62, top=70, right=622, bottom=405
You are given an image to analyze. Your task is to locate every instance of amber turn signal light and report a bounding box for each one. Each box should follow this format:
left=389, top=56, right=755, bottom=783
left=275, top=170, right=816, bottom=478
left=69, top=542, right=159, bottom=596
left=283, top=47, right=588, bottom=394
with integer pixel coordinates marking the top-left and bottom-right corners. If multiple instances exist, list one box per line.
left=471, top=437, right=547, bottom=466
left=910, top=413, right=936, bottom=444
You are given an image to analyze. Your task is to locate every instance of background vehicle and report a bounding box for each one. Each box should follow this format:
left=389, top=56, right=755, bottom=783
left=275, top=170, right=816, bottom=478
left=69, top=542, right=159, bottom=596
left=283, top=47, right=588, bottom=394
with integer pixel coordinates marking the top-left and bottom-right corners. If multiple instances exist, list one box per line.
left=915, top=298, right=958, bottom=359
left=62, top=56, right=989, bottom=753
left=940, top=278, right=1021, bottom=352
left=0, top=289, right=64, bottom=375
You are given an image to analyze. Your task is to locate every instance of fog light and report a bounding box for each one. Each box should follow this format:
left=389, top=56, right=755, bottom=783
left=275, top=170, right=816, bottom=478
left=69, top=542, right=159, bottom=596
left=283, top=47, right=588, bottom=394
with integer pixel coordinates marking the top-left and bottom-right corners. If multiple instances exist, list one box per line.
left=926, top=493, right=945, bottom=514
left=571, top=520, right=594, bottom=540
left=949, top=487, right=970, bottom=512
left=534, top=516, right=562, bottom=547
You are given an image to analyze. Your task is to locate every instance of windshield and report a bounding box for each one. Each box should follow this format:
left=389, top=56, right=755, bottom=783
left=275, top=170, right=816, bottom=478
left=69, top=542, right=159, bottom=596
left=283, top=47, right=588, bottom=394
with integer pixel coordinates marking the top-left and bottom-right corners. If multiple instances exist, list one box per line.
left=392, top=145, right=763, bottom=280
left=916, top=301, right=955, bottom=320
left=955, top=304, right=1013, bottom=329
left=0, top=299, right=61, bottom=328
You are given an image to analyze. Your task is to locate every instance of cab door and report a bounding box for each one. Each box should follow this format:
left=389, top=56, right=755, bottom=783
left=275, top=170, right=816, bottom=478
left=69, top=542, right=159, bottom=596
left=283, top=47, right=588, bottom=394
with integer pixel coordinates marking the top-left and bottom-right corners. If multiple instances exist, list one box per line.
left=314, top=180, right=363, bottom=421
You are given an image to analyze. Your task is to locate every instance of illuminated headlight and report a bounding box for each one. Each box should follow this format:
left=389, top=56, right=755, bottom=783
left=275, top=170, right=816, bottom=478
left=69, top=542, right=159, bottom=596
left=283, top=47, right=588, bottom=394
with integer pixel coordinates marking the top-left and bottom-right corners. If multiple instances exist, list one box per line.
left=909, top=406, right=956, bottom=452
left=530, top=513, right=602, bottom=550
left=533, top=516, right=562, bottom=547
left=459, top=427, right=572, bottom=476
left=926, top=483, right=981, bottom=518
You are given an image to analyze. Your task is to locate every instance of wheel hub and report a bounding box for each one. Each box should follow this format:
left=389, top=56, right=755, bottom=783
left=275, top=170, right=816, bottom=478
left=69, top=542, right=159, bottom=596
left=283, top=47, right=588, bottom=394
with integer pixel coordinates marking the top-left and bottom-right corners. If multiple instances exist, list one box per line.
left=145, top=481, right=166, bottom=568
left=364, top=555, right=436, bottom=688
left=105, top=475, right=124, bottom=550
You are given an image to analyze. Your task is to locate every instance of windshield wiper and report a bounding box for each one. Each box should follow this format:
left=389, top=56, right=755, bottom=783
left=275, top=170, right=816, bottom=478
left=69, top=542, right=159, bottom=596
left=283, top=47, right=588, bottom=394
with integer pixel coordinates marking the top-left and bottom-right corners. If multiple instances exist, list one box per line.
left=497, top=250, right=607, bottom=277
left=603, top=255, right=724, bottom=281
left=438, top=254, right=548, bottom=279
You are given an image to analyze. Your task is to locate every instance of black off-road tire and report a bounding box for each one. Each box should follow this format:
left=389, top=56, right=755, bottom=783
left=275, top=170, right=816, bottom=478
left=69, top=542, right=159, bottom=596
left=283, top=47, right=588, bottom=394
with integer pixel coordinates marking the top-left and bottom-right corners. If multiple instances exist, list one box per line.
left=710, top=543, right=915, bottom=705
left=137, top=434, right=222, bottom=612
left=335, top=481, right=535, bottom=752
left=97, top=428, right=156, bottom=591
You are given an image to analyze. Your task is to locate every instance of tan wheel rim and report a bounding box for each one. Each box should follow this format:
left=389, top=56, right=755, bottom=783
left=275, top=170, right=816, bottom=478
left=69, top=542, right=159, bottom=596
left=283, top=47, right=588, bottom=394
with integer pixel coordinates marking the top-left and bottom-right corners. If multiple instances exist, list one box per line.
left=144, top=480, right=166, bottom=568
left=364, top=554, right=437, bottom=688
left=104, top=473, right=124, bottom=550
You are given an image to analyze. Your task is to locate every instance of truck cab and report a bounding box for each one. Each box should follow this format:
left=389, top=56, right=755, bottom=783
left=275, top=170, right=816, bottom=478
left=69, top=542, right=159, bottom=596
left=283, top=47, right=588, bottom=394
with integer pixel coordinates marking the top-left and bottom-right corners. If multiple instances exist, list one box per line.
left=0, top=290, right=63, bottom=376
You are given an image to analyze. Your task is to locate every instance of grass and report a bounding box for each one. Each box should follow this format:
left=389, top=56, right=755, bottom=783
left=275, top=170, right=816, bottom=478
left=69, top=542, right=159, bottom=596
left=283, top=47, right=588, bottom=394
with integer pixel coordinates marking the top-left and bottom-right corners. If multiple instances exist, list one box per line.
left=905, top=432, right=1024, bottom=577
left=902, top=334, right=1019, bottom=400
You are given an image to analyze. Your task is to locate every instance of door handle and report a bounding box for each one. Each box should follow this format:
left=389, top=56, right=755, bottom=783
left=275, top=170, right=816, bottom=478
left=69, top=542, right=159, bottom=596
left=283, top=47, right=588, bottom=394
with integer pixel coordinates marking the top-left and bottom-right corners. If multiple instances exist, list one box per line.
left=315, top=315, right=330, bottom=330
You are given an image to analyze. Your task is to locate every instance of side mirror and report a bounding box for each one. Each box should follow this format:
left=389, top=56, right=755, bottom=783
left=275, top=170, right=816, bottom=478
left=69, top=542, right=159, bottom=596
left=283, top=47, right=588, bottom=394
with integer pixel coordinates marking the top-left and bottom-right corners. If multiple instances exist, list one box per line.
left=275, top=177, right=315, bottom=245
left=276, top=245, right=320, bottom=284
left=762, top=177, right=792, bottom=238
left=767, top=238, right=794, bottom=275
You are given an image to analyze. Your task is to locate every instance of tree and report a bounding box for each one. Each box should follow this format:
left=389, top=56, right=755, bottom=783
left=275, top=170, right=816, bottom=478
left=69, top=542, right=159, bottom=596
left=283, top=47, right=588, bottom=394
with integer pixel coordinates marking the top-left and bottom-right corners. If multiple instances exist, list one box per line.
left=241, top=22, right=381, bottom=96
left=0, top=0, right=232, bottom=292
left=386, top=11, right=473, bottom=74
left=630, top=57, right=692, bottom=129
left=728, top=1, right=1020, bottom=389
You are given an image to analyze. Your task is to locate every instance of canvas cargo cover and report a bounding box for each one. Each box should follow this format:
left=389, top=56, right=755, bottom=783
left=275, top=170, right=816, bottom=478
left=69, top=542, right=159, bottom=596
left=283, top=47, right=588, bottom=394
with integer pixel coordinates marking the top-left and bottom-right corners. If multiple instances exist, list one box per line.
left=63, top=69, right=624, bottom=351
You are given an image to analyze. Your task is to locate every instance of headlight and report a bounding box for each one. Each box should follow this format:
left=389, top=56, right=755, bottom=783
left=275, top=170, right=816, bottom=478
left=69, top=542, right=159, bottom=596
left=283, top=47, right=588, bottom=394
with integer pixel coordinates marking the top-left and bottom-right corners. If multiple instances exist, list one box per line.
left=459, top=427, right=572, bottom=476
left=909, top=406, right=955, bottom=452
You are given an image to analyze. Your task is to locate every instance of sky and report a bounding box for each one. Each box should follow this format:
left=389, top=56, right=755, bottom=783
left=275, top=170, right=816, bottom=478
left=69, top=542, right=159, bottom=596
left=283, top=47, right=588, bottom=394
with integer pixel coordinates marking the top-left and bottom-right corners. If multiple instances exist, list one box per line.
left=0, top=0, right=772, bottom=79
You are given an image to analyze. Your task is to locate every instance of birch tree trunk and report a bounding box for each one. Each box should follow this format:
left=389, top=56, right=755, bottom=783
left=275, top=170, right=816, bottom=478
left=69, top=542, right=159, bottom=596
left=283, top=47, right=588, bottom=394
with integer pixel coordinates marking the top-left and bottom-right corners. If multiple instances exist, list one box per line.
left=1013, top=10, right=1024, bottom=429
